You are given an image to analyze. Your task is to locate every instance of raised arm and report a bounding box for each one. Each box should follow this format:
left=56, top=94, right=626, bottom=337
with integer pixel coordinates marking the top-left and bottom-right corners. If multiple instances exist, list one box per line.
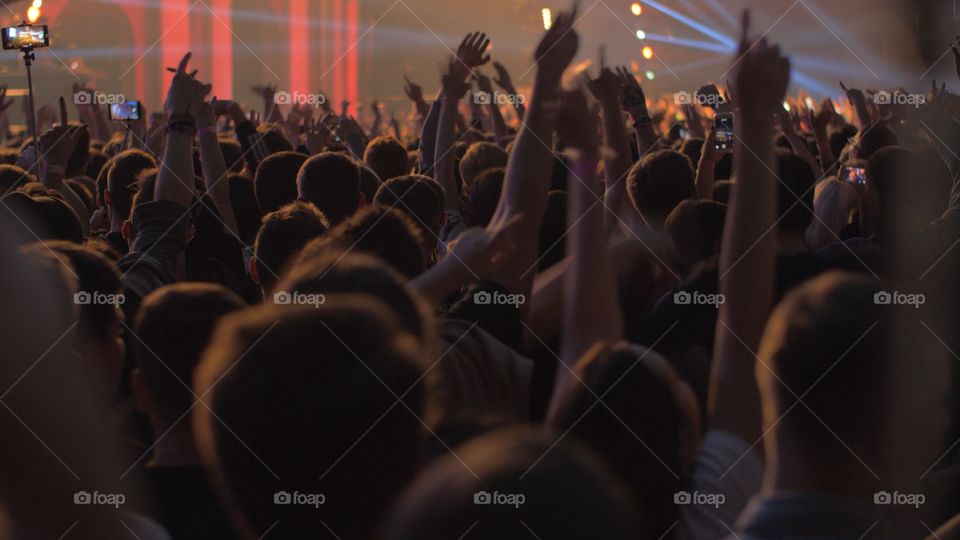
left=777, top=107, right=822, bottom=177
left=196, top=97, right=239, bottom=238
left=710, top=13, right=790, bottom=443
left=840, top=81, right=871, bottom=130
left=475, top=70, right=509, bottom=143
left=618, top=67, right=659, bottom=157
left=489, top=6, right=579, bottom=304
left=155, top=53, right=209, bottom=208
left=808, top=97, right=838, bottom=173
left=435, top=50, right=478, bottom=213
left=695, top=128, right=722, bottom=200
left=585, top=65, right=633, bottom=229
left=39, top=98, right=90, bottom=232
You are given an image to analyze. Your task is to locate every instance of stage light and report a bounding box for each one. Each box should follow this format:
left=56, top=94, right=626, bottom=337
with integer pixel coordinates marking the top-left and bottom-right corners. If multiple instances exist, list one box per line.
left=630, top=3, right=642, bottom=16
left=635, top=29, right=646, bottom=40
left=642, top=46, right=653, bottom=60
left=542, top=8, right=552, bottom=30
left=645, top=70, right=655, bottom=80
left=783, top=101, right=790, bottom=112
left=27, top=0, right=41, bottom=23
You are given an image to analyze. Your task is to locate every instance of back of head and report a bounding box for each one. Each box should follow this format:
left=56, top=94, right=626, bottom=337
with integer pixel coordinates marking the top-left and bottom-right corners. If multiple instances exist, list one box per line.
left=135, top=283, right=245, bottom=424
left=856, top=123, right=898, bottom=160
left=459, top=141, right=508, bottom=191
left=195, top=299, right=425, bottom=539
left=665, top=199, right=726, bottom=272
left=42, top=241, right=121, bottom=347
left=256, top=125, right=294, bottom=155
left=308, top=204, right=426, bottom=278
left=758, top=272, right=891, bottom=465
left=228, top=174, right=263, bottom=246
left=358, top=163, right=383, bottom=202
left=627, top=149, right=695, bottom=226
left=679, top=137, right=705, bottom=166
left=364, top=136, right=410, bottom=182
left=775, top=148, right=816, bottom=235
left=808, top=178, right=858, bottom=251
left=107, top=149, right=157, bottom=221
left=1, top=192, right=83, bottom=245
left=869, top=146, right=948, bottom=235
left=254, top=151, right=308, bottom=214
left=0, top=164, right=33, bottom=195
left=277, top=249, right=431, bottom=343
left=374, top=174, right=444, bottom=234
left=384, top=427, right=639, bottom=540
left=465, top=167, right=504, bottom=227
left=297, top=151, right=361, bottom=225
left=219, top=138, right=245, bottom=174
left=253, top=201, right=329, bottom=292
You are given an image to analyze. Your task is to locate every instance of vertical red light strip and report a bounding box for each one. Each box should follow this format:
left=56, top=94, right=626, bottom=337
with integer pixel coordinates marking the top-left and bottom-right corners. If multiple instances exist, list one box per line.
left=290, top=0, right=308, bottom=94
left=161, top=0, right=191, bottom=95
left=211, top=0, right=233, bottom=98
left=347, top=0, right=358, bottom=111
left=332, top=0, right=343, bottom=109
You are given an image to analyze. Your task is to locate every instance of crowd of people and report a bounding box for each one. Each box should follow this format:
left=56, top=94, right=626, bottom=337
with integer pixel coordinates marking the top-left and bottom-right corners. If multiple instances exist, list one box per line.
left=3, top=5, right=960, bottom=539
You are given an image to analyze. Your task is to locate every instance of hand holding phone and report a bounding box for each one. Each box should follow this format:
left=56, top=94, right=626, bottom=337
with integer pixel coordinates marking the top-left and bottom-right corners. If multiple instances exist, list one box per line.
left=713, top=113, right=733, bottom=152
left=108, top=100, right=142, bottom=121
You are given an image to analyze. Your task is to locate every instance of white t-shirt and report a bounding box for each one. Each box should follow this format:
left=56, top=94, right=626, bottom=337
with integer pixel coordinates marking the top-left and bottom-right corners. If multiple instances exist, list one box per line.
left=677, top=430, right=764, bottom=540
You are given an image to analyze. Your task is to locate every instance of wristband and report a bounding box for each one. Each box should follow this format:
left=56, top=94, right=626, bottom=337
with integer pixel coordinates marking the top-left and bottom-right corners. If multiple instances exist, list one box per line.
left=167, top=117, right=197, bottom=136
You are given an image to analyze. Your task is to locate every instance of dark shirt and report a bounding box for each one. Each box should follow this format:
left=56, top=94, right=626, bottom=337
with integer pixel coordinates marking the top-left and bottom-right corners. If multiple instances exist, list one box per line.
left=145, top=465, right=237, bottom=540
left=730, top=493, right=895, bottom=540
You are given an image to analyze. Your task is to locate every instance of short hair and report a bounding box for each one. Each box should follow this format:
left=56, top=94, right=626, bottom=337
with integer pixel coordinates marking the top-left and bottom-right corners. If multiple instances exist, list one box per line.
left=363, top=136, right=410, bottom=182
left=66, top=179, right=94, bottom=212
left=0, top=164, right=34, bottom=195
left=136, top=283, right=245, bottom=425
left=0, top=192, right=83, bottom=244
left=384, top=427, right=639, bottom=540
left=459, top=142, right=508, bottom=191
left=65, top=124, right=91, bottom=178
left=678, top=137, right=705, bottom=167
left=39, top=241, right=121, bottom=345
left=85, top=149, right=108, bottom=182
left=227, top=174, right=263, bottom=246
left=253, top=201, right=329, bottom=291
left=107, top=150, right=157, bottom=221
left=0, top=147, right=19, bottom=165
left=302, top=205, right=426, bottom=278
left=194, top=299, right=425, bottom=539
left=856, top=124, right=898, bottom=160
left=357, top=163, right=383, bottom=203
left=464, top=167, right=504, bottom=227
left=665, top=199, right=727, bottom=272
left=254, top=151, right=308, bottom=214
left=374, top=175, right=443, bottom=232
left=296, top=152, right=361, bottom=225
left=277, top=249, right=430, bottom=342
left=712, top=180, right=733, bottom=204
left=758, top=272, right=893, bottom=464
left=775, top=149, right=816, bottom=234
left=255, top=124, right=294, bottom=155
left=219, top=139, right=245, bottom=174
left=626, top=150, right=695, bottom=224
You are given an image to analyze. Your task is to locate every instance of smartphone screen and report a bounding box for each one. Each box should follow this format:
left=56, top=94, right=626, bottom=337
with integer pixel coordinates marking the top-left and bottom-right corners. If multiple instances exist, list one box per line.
left=844, top=166, right=866, bottom=185
left=714, top=113, right=733, bottom=151
left=109, top=100, right=141, bottom=121
left=1, top=25, right=48, bottom=50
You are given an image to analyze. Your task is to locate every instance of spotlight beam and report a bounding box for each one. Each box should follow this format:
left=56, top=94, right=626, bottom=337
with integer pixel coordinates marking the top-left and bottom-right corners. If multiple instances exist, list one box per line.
left=639, top=0, right=736, bottom=49
left=643, top=34, right=734, bottom=55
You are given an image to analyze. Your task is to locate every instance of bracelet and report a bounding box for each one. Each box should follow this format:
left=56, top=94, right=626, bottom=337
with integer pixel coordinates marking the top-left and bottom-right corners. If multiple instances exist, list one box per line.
left=167, top=116, right=197, bottom=136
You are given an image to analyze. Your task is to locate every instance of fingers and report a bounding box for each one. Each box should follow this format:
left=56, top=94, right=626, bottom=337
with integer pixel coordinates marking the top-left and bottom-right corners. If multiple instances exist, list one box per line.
left=739, top=9, right=751, bottom=49
left=839, top=80, right=848, bottom=92
left=58, top=96, right=67, bottom=126
left=176, top=52, right=192, bottom=75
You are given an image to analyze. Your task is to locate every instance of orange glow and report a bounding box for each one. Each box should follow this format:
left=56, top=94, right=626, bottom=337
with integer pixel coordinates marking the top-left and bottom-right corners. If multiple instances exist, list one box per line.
left=630, top=3, right=642, bottom=16
left=642, top=46, right=654, bottom=60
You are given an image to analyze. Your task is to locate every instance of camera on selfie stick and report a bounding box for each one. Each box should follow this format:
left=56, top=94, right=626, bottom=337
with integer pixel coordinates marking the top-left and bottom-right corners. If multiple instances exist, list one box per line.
left=2, top=22, right=50, bottom=172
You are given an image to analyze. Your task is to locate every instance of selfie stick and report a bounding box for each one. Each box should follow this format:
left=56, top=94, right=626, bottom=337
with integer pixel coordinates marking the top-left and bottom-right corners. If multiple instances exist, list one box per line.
left=20, top=43, right=40, bottom=173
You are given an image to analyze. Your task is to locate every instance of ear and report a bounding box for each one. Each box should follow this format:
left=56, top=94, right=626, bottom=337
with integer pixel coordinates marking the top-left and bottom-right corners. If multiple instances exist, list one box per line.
left=249, top=256, right=261, bottom=285
left=121, top=219, right=133, bottom=240
left=357, top=192, right=367, bottom=209
left=131, top=368, right=152, bottom=416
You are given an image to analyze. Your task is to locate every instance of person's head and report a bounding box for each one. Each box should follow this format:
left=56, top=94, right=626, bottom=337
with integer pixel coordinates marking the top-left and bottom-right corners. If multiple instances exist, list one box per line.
left=0, top=191, right=83, bottom=245
left=252, top=201, right=329, bottom=293
left=712, top=180, right=733, bottom=203
left=854, top=123, right=898, bottom=161
left=775, top=149, right=816, bottom=244
left=374, top=175, right=444, bottom=256
left=830, top=124, right=858, bottom=164
left=665, top=199, right=726, bottom=275
left=464, top=167, right=504, bottom=227
left=65, top=124, right=91, bottom=179
left=757, top=272, right=893, bottom=489
left=627, top=150, right=695, bottom=228
left=806, top=178, right=859, bottom=251
left=276, top=249, right=432, bottom=344
left=357, top=163, right=383, bottom=203
left=0, top=146, right=19, bottom=165
left=297, top=151, right=362, bottom=225
left=678, top=137, right=705, bottom=167
left=548, top=342, right=700, bottom=539
left=228, top=174, right=263, bottom=246
left=458, top=142, right=508, bottom=192
left=254, top=151, right=308, bottom=214
left=299, top=205, right=426, bottom=279
left=868, top=146, right=950, bottom=237
left=255, top=124, right=294, bottom=155
left=34, top=241, right=125, bottom=391
left=384, top=427, right=639, bottom=540
left=85, top=148, right=108, bottom=182
left=133, top=283, right=245, bottom=431
left=0, top=163, right=34, bottom=196
left=105, top=149, right=156, bottom=226
left=219, top=138, right=245, bottom=174
left=66, top=178, right=95, bottom=213
left=364, top=136, right=410, bottom=182
left=194, top=299, right=425, bottom=539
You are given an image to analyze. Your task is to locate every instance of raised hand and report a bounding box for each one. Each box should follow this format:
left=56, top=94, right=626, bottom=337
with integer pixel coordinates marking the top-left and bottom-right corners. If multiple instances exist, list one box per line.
left=251, top=83, right=277, bottom=103
left=456, top=32, right=492, bottom=73
left=556, top=88, right=599, bottom=159
left=615, top=66, right=647, bottom=113
left=584, top=66, right=624, bottom=105
left=166, top=53, right=212, bottom=117
left=474, top=70, right=495, bottom=95
left=492, top=61, right=516, bottom=93
left=39, top=124, right=86, bottom=170
left=403, top=75, right=423, bottom=103
left=535, top=5, right=580, bottom=83
left=441, top=57, right=471, bottom=101
left=808, top=97, right=836, bottom=132
left=733, top=12, right=790, bottom=119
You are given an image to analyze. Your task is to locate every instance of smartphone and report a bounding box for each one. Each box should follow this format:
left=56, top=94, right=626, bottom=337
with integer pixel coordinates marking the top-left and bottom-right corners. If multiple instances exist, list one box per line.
left=714, top=113, right=733, bottom=151
left=679, top=128, right=690, bottom=140
left=844, top=166, right=867, bottom=185
left=1, top=25, right=48, bottom=50
left=108, top=100, right=142, bottom=121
